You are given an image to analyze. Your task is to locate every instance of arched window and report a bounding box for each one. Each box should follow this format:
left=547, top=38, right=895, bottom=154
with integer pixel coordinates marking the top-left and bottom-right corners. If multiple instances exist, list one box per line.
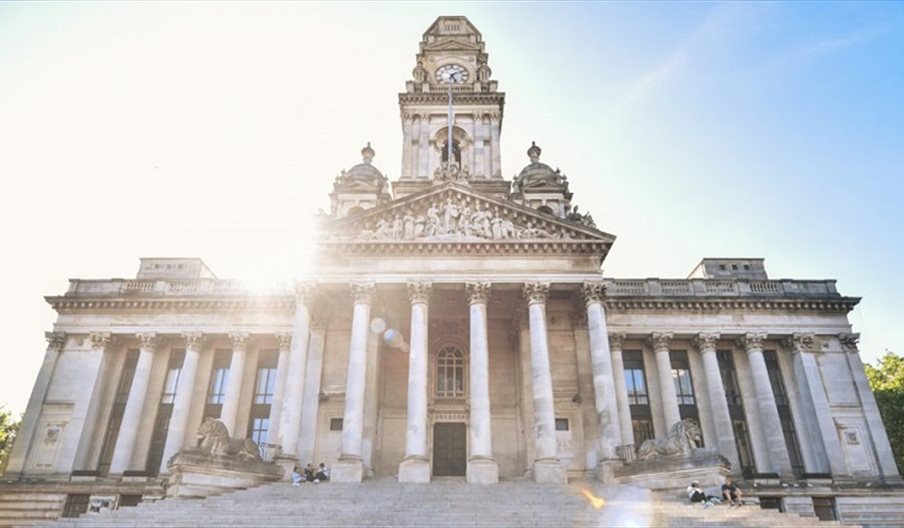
left=436, top=345, right=464, bottom=398
left=441, top=140, right=461, bottom=165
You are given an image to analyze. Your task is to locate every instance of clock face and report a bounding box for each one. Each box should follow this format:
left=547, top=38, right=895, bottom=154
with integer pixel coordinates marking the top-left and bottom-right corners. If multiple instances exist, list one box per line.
left=435, top=64, right=469, bottom=84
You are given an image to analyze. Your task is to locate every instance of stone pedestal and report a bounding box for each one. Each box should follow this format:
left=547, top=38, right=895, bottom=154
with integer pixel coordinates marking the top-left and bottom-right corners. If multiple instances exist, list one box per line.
left=533, top=458, right=567, bottom=483
left=331, top=456, right=365, bottom=483
left=398, top=456, right=431, bottom=483
left=613, top=449, right=730, bottom=491
left=467, top=457, right=499, bottom=484
left=166, top=449, right=283, bottom=499
left=595, top=459, right=622, bottom=484
left=273, top=454, right=298, bottom=482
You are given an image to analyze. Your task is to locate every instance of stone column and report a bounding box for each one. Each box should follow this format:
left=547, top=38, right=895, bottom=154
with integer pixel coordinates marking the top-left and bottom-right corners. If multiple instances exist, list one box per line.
left=786, top=334, right=847, bottom=476
left=109, top=332, right=159, bottom=473
left=399, top=281, right=432, bottom=483
left=580, top=282, right=622, bottom=474
left=161, top=332, right=205, bottom=472
left=279, top=283, right=315, bottom=457
left=332, top=281, right=374, bottom=483
left=608, top=333, right=634, bottom=447
left=466, top=282, right=498, bottom=483
left=737, top=333, right=793, bottom=478
left=298, top=317, right=328, bottom=464
left=523, top=282, right=566, bottom=483
left=840, top=334, right=902, bottom=483
left=649, top=332, right=681, bottom=432
left=693, top=333, right=740, bottom=472
left=74, top=332, right=115, bottom=470
left=5, top=332, right=67, bottom=477
left=266, top=333, right=292, bottom=446
left=219, top=332, right=250, bottom=436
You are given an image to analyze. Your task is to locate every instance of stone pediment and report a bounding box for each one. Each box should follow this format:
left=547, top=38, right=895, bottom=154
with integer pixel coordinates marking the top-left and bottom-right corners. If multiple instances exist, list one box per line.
left=321, top=183, right=615, bottom=248
left=422, top=38, right=483, bottom=52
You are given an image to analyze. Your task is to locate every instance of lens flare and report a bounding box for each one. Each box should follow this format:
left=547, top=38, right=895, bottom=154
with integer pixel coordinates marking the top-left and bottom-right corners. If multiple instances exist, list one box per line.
left=580, top=488, right=606, bottom=510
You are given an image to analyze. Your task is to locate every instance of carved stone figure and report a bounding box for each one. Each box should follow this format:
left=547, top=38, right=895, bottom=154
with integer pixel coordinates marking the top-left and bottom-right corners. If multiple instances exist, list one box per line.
left=197, top=417, right=262, bottom=462
left=426, top=204, right=441, bottom=236
left=443, top=198, right=461, bottom=233
left=636, top=418, right=703, bottom=460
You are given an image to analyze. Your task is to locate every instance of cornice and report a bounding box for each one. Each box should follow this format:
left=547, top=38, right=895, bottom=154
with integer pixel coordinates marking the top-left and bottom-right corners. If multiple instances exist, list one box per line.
left=45, top=296, right=295, bottom=313
left=317, top=239, right=611, bottom=256
left=605, top=297, right=860, bottom=313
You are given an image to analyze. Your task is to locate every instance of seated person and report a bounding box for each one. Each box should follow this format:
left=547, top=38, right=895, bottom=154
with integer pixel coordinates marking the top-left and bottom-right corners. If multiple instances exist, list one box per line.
left=686, top=481, right=718, bottom=506
left=721, top=478, right=742, bottom=505
left=315, top=462, right=330, bottom=483
left=291, top=463, right=304, bottom=486
left=304, top=463, right=316, bottom=483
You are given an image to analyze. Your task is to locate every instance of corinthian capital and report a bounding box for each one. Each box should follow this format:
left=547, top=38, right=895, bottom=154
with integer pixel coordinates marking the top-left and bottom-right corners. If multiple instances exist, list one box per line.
left=693, top=332, right=721, bottom=352
left=349, top=281, right=376, bottom=304
left=736, top=332, right=768, bottom=352
left=839, top=333, right=860, bottom=353
left=647, top=332, right=673, bottom=353
left=229, top=332, right=252, bottom=352
left=294, top=281, right=317, bottom=306
left=89, top=332, right=113, bottom=350
left=465, top=282, right=491, bottom=305
left=275, top=332, right=292, bottom=352
left=136, top=332, right=160, bottom=352
left=608, top=332, right=626, bottom=352
left=45, top=332, right=67, bottom=352
left=783, top=333, right=815, bottom=355
left=181, top=331, right=207, bottom=351
left=579, top=281, right=607, bottom=306
left=407, top=280, right=433, bottom=304
left=522, top=282, right=550, bottom=305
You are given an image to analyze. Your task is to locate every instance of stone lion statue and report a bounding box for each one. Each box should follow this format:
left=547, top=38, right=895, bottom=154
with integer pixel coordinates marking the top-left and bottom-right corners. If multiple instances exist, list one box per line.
left=197, top=417, right=262, bottom=462
left=636, top=418, right=702, bottom=460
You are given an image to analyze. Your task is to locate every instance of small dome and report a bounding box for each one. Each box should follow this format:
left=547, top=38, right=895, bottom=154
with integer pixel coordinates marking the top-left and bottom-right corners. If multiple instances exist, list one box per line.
left=516, top=141, right=560, bottom=185
left=344, top=142, right=386, bottom=183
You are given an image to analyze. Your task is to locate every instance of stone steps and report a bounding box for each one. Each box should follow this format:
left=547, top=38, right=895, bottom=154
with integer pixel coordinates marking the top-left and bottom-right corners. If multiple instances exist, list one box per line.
left=36, top=481, right=862, bottom=528
left=0, top=492, right=65, bottom=528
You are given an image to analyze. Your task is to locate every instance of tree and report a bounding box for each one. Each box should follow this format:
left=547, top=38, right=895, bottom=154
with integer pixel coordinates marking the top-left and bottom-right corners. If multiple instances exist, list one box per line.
left=0, top=407, right=21, bottom=475
left=865, top=350, right=904, bottom=474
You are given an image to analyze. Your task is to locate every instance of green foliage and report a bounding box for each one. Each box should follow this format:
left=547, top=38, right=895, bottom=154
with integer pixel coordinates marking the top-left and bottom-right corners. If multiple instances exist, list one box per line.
left=866, top=351, right=904, bottom=474
left=0, top=407, right=21, bottom=475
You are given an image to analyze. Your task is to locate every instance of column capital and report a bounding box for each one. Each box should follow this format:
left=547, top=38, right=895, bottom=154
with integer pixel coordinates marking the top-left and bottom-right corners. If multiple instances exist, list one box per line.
left=89, top=331, right=113, bottom=350
left=407, top=280, right=433, bottom=304
left=579, top=281, right=607, bottom=307
left=44, top=331, right=67, bottom=352
left=229, top=331, right=252, bottom=352
left=736, top=332, right=768, bottom=352
left=783, top=333, right=815, bottom=355
left=522, top=282, right=550, bottom=306
left=181, top=331, right=207, bottom=351
left=136, top=332, right=160, bottom=352
left=349, top=281, right=376, bottom=305
left=465, top=282, right=491, bottom=305
left=295, top=281, right=318, bottom=306
left=275, top=332, right=292, bottom=352
left=608, top=332, right=626, bottom=352
left=647, top=332, right=673, bottom=353
left=839, top=333, right=860, bottom=353
left=693, top=332, right=721, bottom=353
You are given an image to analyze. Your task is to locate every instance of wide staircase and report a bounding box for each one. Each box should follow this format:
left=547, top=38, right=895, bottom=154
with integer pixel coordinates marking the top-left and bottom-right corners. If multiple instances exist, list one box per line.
left=36, top=479, right=854, bottom=528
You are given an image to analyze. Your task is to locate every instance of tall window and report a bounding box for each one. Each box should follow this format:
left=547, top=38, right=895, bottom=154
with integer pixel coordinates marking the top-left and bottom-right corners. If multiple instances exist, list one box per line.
left=97, top=349, right=139, bottom=475
left=146, top=349, right=184, bottom=475
left=670, top=351, right=700, bottom=433
left=764, top=350, right=804, bottom=477
left=436, top=345, right=464, bottom=398
left=441, top=140, right=461, bottom=164
left=247, top=350, right=278, bottom=446
left=718, top=350, right=756, bottom=476
left=205, top=350, right=231, bottom=419
left=623, top=350, right=654, bottom=445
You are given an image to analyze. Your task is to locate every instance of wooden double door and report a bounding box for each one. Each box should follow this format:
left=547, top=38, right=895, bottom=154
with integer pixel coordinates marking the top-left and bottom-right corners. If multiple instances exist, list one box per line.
left=432, top=422, right=466, bottom=477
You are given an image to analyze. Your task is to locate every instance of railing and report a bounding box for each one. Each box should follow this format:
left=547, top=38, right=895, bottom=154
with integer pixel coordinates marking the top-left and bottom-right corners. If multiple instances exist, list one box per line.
left=65, top=278, right=283, bottom=297
left=616, top=444, right=637, bottom=464
left=606, top=279, right=839, bottom=298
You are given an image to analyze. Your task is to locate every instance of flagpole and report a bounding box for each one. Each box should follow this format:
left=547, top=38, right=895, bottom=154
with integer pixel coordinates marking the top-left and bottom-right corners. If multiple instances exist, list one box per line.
left=447, top=81, right=453, bottom=165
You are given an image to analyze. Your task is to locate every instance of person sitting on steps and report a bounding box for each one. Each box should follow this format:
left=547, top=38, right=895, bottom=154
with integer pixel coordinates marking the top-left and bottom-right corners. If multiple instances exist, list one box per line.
left=304, top=463, right=316, bottom=483
left=686, top=480, right=719, bottom=508
left=291, top=463, right=304, bottom=486
left=314, top=462, right=330, bottom=483
left=722, top=478, right=743, bottom=506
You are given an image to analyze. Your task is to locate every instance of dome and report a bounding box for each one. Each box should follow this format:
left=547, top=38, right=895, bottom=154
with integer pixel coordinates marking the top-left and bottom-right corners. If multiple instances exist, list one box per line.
left=343, top=142, right=386, bottom=184
left=516, top=141, right=562, bottom=186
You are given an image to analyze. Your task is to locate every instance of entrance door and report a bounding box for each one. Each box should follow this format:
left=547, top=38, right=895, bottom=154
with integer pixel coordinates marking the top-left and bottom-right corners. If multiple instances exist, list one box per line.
left=432, top=423, right=466, bottom=477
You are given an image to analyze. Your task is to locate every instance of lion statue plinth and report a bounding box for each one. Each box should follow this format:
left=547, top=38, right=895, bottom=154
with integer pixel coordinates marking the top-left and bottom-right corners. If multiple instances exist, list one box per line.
left=197, top=417, right=262, bottom=462
left=636, top=418, right=702, bottom=460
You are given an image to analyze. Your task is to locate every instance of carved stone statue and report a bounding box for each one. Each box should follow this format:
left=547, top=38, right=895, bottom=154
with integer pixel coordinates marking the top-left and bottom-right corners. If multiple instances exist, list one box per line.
left=196, top=417, right=262, bottom=462
left=636, top=418, right=703, bottom=460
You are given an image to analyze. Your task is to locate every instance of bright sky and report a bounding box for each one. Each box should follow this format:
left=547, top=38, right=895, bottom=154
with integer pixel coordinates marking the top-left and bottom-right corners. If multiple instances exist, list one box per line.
left=1, top=2, right=902, bottom=414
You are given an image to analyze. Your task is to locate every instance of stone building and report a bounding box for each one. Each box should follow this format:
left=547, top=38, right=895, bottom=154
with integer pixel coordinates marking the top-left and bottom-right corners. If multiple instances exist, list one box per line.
left=3, top=15, right=902, bottom=524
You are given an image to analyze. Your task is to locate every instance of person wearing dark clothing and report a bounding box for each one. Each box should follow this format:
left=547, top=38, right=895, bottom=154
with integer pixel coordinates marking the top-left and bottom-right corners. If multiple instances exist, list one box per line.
left=722, top=478, right=742, bottom=506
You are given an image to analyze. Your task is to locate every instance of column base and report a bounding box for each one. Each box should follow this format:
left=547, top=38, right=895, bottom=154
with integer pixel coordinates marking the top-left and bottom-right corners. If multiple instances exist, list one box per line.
left=467, top=457, right=499, bottom=484
left=331, top=455, right=365, bottom=483
left=273, top=454, right=299, bottom=482
left=595, top=459, right=622, bottom=483
left=398, top=456, right=431, bottom=483
left=533, top=458, right=567, bottom=483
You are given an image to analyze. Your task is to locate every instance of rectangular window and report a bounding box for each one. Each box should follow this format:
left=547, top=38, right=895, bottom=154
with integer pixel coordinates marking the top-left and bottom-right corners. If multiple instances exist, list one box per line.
left=623, top=350, right=653, bottom=449
left=764, top=350, right=804, bottom=477
left=97, top=349, right=140, bottom=475
left=813, top=498, right=837, bottom=521
left=719, top=350, right=756, bottom=475
left=247, top=350, right=278, bottom=447
left=62, top=494, right=90, bottom=518
left=670, top=351, right=696, bottom=406
left=205, top=350, right=232, bottom=419
left=717, top=350, right=743, bottom=406
left=632, top=419, right=655, bottom=445
left=555, top=418, right=569, bottom=431
left=145, top=349, right=184, bottom=475
left=732, top=420, right=756, bottom=477
left=249, top=417, right=269, bottom=446
left=330, top=418, right=343, bottom=431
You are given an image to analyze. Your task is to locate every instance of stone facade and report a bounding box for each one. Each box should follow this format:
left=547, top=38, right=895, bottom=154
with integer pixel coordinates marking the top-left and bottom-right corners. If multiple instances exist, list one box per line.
left=2, top=15, right=902, bottom=525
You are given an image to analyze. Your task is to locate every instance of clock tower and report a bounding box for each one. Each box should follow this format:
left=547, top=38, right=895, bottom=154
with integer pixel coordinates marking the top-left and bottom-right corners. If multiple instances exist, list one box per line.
left=396, top=16, right=506, bottom=198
